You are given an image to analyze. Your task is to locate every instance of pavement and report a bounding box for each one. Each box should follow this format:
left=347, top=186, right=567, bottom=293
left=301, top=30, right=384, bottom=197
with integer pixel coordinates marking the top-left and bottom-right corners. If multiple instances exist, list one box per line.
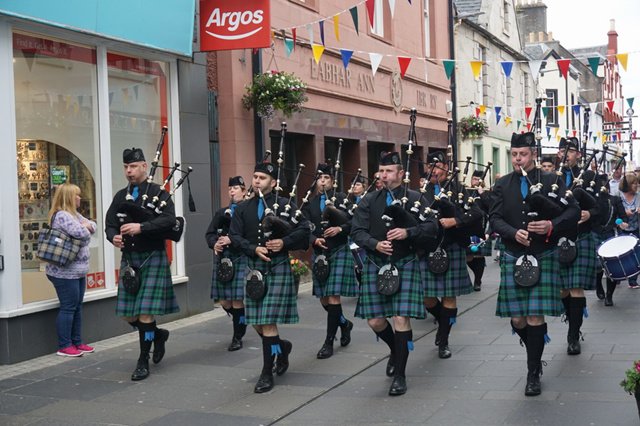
left=1, top=260, right=639, bottom=425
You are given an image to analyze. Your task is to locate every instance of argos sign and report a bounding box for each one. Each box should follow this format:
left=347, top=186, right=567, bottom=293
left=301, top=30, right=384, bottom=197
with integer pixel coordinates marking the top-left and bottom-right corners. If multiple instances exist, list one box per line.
left=200, top=0, right=271, bottom=51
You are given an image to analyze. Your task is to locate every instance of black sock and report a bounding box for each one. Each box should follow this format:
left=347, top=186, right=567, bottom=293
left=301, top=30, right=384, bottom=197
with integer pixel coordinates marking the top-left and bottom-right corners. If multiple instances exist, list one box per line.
left=511, top=320, right=528, bottom=347
left=526, top=323, right=547, bottom=373
left=467, top=258, right=485, bottom=284
left=561, top=295, right=571, bottom=317
left=137, top=321, right=156, bottom=359
left=596, top=271, right=604, bottom=292
left=393, top=330, right=412, bottom=377
left=261, top=335, right=279, bottom=375
left=326, top=304, right=341, bottom=344
left=237, top=308, right=247, bottom=339
left=128, top=320, right=140, bottom=330
left=337, top=304, right=348, bottom=326
left=606, top=279, right=616, bottom=298
left=374, top=321, right=396, bottom=354
left=568, top=297, right=586, bottom=341
left=438, top=307, right=458, bottom=346
left=426, top=299, right=442, bottom=322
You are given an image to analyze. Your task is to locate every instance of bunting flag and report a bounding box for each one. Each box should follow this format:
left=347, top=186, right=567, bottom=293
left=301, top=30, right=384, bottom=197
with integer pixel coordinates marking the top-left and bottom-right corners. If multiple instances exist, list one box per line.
left=479, top=104, right=486, bottom=115
left=312, top=44, right=325, bottom=64
left=593, top=136, right=597, bottom=143
left=495, top=106, right=502, bottom=124
left=588, top=56, right=600, bottom=76
left=589, top=102, right=598, bottom=114
left=606, top=100, right=615, bottom=111
left=516, top=119, right=521, bottom=129
left=572, top=129, right=577, bottom=137
left=398, top=56, right=411, bottom=78
left=442, top=60, right=455, bottom=79
left=319, top=20, right=325, bottom=45
left=306, top=24, right=314, bottom=46
left=527, top=122, right=532, bottom=131
left=557, top=105, right=565, bottom=116
left=365, top=0, right=375, bottom=28
left=341, top=49, right=354, bottom=69
left=553, top=127, right=559, bottom=137
left=505, top=116, right=512, bottom=126
left=524, top=106, right=532, bottom=120
left=369, top=52, right=383, bottom=76
left=475, top=107, right=480, bottom=118
left=350, top=6, right=359, bottom=35
left=557, top=59, right=571, bottom=79
left=546, top=126, right=551, bottom=139
left=617, top=53, right=628, bottom=71
left=333, top=16, right=340, bottom=42
left=501, top=61, right=513, bottom=78
left=284, top=38, right=294, bottom=57
left=572, top=104, right=581, bottom=116
left=292, top=28, right=297, bottom=46
left=542, top=106, right=550, bottom=118
left=470, top=60, right=482, bottom=80
left=529, top=60, right=544, bottom=81
left=628, top=97, right=635, bottom=109
left=388, top=0, right=396, bottom=18
left=564, top=129, right=569, bottom=137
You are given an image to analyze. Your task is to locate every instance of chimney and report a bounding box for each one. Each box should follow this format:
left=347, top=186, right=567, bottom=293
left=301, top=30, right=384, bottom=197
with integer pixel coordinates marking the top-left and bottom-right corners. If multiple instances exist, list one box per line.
left=608, top=19, right=618, bottom=56
left=538, top=31, right=545, bottom=42
left=547, top=31, right=553, bottom=40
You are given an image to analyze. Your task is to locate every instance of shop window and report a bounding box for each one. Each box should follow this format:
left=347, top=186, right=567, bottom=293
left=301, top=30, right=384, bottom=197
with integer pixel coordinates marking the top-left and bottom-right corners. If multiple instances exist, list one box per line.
left=13, top=32, right=105, bottom=303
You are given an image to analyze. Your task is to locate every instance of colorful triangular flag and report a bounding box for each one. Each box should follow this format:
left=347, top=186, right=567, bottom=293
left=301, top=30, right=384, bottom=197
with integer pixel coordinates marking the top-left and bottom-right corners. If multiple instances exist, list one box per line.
left=572, top=129, right=577, bottom=137
left=525, top=106, right=532, bottom=120
left=572, top=104, right=581, bottom=116
left=617, top=53, right=628, bottom=71
left=627, top=97, right=635, bottom=109
left=529, top=60, right=543, bottom=81
left=284, top=38, right=294, bottom=57
left=312, top=44, right=325, bottom=64
left=470, top=61, right=482, bottom=80
left=333, top=16, right=340, bottom=42
left=365, top=0, right=375, bottom=28
left=495, top=106, right=502, bottom=124
left=340, top=49, right=354, bottom=69
left=588, top=56, right=600, bottom=76
left=388, top=0, right=396, bottom=18
left=505, top=116, right=512, bottom=126
left=350, top=7, right=359, bottom=35
left=557, top=59, right=571, bottom=79
left=292, top=28, right=297, bottom=46
left=398, top=57, right=411, bottom=78
left=516, top=119, right=522, bottom=129
left=370, top=53, right=383, bottom=77
left=542, top=106, right=550, bottom=118
left=442, top=60, right=455, bottom=80
left=606, top=100, right=615, bottom=111
left=319, top=20, right=325, bottom=45
left=306, top=24, right=314, bottom=46
left=501, top=61, right=513, bottom=78
left=479, top=105, right=486, bottom=115
left=557, top=105, right=565, bottom=116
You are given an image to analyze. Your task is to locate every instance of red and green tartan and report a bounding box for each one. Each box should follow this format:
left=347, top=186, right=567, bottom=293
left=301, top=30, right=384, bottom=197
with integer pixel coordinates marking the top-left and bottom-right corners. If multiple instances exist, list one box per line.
left=244, top=255, right=298, bottom=325
left=355, top=253, right=425, bottom=319
left=422, top=244, right=474, bottom=297
left=116, top=250, right=179, bottom=317
left=496, top=249, right=564, bottom=318
left=312, top=245, right=358, bottom=298
left=559, top=233, right=598, bottom=290
left=211, top=254, right=247, bottom=300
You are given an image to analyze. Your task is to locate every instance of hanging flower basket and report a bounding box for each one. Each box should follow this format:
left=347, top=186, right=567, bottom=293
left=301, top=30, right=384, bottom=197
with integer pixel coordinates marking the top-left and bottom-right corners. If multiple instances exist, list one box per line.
left=620, top=359, right=640, bottom=419
left=458, top=115, right=488, bottom=140
left=242, top=71, right=308, bottom=119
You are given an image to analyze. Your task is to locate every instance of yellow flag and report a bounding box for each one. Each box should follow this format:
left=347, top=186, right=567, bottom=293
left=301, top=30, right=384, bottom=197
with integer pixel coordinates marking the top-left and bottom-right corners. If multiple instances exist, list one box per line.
left=505, top=116, right=512, bottom=126
left=312, top=44, right=325, bottom=64
left=617, top=53, right=628, bottom=71
left=333, top=16, right=340, bottom=42
left=553, top=127, right=559, bottom=137
left=479, top=104, right=486, bottom=115
left=470, top=61, right=482, bottom=80
left=556, top=134, right=561, bottom=142
left=557, top=105, right=565, bottom=116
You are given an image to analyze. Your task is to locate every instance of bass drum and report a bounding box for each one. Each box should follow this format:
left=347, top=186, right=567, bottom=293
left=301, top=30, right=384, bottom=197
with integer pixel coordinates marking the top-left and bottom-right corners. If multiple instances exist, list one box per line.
left=597, top=235, right=640, bottom=280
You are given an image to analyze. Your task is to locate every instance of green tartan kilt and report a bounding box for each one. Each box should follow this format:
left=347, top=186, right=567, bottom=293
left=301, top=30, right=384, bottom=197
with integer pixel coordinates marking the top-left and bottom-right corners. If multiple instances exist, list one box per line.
left=116, top=250, right=179, bottom=317
left=496, top=249, right=564, bottom=318
left=559, top=233, right=598, bottom=290
left=312, top=245, right=358, bottom=298
left=244, top=255, right=298, bottom=325
left=421, top=244, right=474, bottom=298
left=355, top=253, right=425, bottom=319
left=210, top=253, right=247, bottom=301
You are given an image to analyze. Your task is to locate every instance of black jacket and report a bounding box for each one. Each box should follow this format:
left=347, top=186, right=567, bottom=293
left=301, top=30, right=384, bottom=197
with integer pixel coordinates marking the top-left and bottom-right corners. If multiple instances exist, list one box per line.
left=205, top=205, right=243, bottom=258
left=563, top=165, right=600, bottom=236
left=302, top=191, right=351, bottom=253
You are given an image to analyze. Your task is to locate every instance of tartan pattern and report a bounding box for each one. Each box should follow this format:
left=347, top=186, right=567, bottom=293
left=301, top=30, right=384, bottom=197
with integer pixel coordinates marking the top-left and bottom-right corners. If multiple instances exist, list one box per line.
left=559, top=233, right=598, bottom=290
left=211, top=254, right=248, bottom=300
left=244, top=255, right=298, bottom=325
left=116, top=250, right=179, bottom=317
left=422, top=244, right=474, bottom=297
left=496, top=250, right=564, bottom=318
left=312, top=245, right=358, bottom=298
left=36, top=228, right=82, bottom=266
left=355, top=254, right=425, bottom=319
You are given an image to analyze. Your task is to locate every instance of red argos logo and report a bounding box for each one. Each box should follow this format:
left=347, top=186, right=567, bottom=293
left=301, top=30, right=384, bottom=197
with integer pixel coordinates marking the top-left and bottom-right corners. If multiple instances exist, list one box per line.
left=200, top=0, right=271, bottom=51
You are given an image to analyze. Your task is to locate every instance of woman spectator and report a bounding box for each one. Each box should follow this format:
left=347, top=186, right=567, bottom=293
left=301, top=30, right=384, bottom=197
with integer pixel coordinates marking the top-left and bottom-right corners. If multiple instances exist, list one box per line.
left=46, top=183, right=97, bottom=357
left=618, top=173, right=640, bottom=290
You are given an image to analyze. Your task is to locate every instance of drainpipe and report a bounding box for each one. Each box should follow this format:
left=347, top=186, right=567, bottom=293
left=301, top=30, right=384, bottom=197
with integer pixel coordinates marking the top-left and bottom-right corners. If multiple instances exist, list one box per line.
left=448, top=0, right=458, bottom=164
left=252, top=49, right=264, bottom=162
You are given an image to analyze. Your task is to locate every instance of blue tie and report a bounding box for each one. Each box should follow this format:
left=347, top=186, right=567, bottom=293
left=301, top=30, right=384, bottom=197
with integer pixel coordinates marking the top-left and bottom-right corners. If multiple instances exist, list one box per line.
left=564, top=170, right=572, bottom=187
left=320, top=194, right=326, bottom=212
left=131, top=185, right=139, bottom=201
left=257, top=202, right=264, bottom=220
left=355, top=195, right=362, bottom=203
left=434, top=184, right=441, bottom=195
left=386, top=192, right=393, bottom=206
left=229, top=203, right=237, bottom=216
left=520, top=176, right=528, bottom=199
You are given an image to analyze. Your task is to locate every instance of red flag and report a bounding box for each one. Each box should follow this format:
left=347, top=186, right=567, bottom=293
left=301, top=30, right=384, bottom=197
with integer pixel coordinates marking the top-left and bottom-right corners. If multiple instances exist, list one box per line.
left=365, top=0, right=375, bottom=28
left=572, top=129, right=577, bottom=137
left=618, top=131, right=622, bottom=140
left=526, top=122, right=532, bottom=131
left=606, top=100, right=615, bottom=111
left=475, top=107, right=480, bottom=118
left=292, top=28, right=297, bottom=46
left=525, top=106, right=532, bottom=119
left=557, top=59, right=571, bottom=79
left=398, top=57, right=411, bottom=78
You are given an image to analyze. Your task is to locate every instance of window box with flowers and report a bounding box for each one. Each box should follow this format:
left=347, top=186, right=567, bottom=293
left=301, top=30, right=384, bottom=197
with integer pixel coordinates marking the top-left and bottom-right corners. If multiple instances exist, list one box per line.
left=242, top=71, right=308, bottom=119
left=620, top=359, right=640, bottom=419
left=289, top=256, right=310, bottom=293
left=458, top=115, right=489, bottom=140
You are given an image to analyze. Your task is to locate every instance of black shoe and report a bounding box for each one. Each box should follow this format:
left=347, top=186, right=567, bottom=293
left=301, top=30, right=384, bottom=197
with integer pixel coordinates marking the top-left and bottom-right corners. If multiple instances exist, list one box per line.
left=340, top=320, right=353, bottom=347
left=524, top=371, right=541, bottom=396
left=131, top=356, right=150, bottom=381
left=152, top=329, right=169, bottom=364
left=596, top=287, right=605, bottom=300
left=388, top=375, right=407, bottom=396
left=473, top=282, right=481, bottom=292
left=254, top=373, right=274, bottom=393
left=274, top=340, right=292, bottom=376
left=317, top=342, right=334, bottom=359
left=567, top=339, right=581, bottom=355
left=386, top=354, right=395, bottom=377
left=228, top=337, right=243, bottom=352
left=604, top=296, right=613, bottom=306
left=438, top=344, right=452, bottom=359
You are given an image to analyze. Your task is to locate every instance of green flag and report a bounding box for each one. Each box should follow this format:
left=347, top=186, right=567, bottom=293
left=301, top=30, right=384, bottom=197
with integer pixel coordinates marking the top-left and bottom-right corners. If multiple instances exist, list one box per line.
left=588, top=57, right=600, bottom=76
left=443, top=60, right=455, bottom=80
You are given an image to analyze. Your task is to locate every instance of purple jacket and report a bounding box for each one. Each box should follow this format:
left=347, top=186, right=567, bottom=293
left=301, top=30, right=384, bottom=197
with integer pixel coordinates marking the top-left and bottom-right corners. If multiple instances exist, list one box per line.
left=45, top=211, right=96, bottom=279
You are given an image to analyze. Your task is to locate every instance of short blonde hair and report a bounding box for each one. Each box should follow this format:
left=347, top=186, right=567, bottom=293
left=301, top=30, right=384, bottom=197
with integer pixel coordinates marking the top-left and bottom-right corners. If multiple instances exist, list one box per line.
left=619, top=173, right=638, bottom=193
left=48, top=183, right=80, bottom=222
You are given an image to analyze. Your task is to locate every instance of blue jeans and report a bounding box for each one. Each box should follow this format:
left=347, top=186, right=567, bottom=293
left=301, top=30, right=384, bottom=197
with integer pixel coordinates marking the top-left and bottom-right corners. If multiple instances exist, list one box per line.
left=47, top=275, right=86, bottom=349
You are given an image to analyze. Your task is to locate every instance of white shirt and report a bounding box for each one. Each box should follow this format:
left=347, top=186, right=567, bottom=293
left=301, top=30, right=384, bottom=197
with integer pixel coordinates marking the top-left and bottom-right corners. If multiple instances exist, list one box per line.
left=609, top=178, right=621, bottom=197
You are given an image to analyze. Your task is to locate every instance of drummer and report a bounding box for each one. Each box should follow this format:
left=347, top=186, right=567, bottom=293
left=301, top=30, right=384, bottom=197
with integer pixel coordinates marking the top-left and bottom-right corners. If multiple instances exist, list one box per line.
left=615, top=173, right=640, bottom=290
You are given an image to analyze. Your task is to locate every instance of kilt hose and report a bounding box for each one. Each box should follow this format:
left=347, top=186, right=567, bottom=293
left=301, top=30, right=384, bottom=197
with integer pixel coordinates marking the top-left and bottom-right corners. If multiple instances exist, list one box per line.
left=559, top=233, right=598, bottom=290
left=422, top=244, right=474, bottom=298
left=116, top=250, right=179, bottom=317
left=244, top=255, right=298, bottom=325
left=312, top=245, right=358, bottom=298
left=496, top=249, right=564, bottom=318
left=211, top=253, right=247, bottom=301
left=355, top=253, right=425, bottom=320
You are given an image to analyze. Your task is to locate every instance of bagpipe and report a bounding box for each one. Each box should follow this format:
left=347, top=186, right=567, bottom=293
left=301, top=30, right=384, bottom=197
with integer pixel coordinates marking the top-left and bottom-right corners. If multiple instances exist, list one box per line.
left=321, top=139, right=351, bottom=227
left=216, top=199, right=235, bottom=282
left=117, top=126, right=195, bottom=242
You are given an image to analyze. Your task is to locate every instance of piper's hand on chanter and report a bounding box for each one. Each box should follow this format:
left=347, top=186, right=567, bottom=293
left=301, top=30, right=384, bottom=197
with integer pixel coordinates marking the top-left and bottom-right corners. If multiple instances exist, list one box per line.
left=515, top=229, right=531, bottom=247
left=120, top=223, right=141, bottom=236
left=439, top=217, right=457, bottom=229
left=323, top=226, right=342, bottom=238
left=376, top=240, right=393, bottom=256
left=314, top=238, right=328, bottom=250
left=255, top=246, right=271, bottom=262
left=214, top=236, right=230, bottom=255
left=527, top=220, right=551, bottom=235
left=386, top=228, right=408, bottom=241
left=265, top=239, right=284, bottom=253
left=112, top=234, right=124, bottom=249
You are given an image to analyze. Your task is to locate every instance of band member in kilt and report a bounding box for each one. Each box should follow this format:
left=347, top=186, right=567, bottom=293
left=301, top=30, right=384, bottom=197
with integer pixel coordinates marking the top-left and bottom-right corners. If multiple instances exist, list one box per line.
left=490, top=133, right=580, bottom=396
left=229, top=162, right=310, bottom=393
left=466, top=170, right=494, bottom=292
left=351, top=152, right=438, bottom=396
left=422, top=151, right=479, bottom=359
left=205, top=176, right=248, bottom=351
left=302, top=163, right=356, bottom=360
left=105, top=148, right=178, bottom=381
left=556, top=137, right=600, bottom=355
